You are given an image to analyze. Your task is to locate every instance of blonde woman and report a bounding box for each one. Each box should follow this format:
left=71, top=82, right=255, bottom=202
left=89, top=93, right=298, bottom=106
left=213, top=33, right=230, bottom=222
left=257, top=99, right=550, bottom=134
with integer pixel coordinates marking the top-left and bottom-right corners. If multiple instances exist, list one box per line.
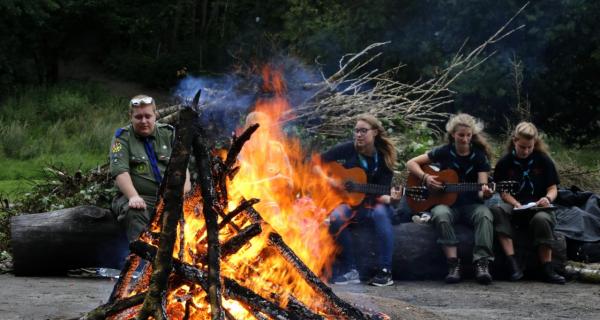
left=491, top=122, right=565, bottom=284
left=406, top=113, right=494, bottom=284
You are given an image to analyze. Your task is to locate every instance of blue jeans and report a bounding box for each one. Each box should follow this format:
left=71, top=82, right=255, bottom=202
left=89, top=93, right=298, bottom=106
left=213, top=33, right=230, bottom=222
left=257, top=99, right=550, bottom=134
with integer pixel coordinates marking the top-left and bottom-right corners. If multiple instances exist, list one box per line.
left=329, top=203, right=394, bottom=272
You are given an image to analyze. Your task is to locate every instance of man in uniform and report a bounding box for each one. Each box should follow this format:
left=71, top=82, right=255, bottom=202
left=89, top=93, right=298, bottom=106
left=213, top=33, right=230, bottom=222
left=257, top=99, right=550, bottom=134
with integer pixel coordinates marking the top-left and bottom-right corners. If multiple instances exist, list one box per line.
left=109, top=94, right=191, bottom=242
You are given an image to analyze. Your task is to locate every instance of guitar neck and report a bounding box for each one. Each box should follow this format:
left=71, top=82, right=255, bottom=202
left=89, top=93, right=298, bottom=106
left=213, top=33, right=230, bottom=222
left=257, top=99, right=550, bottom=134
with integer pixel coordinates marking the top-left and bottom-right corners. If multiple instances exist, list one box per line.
left=349, top=183, right=390, bottom=195
left=444, top=183, right=490, bottom=193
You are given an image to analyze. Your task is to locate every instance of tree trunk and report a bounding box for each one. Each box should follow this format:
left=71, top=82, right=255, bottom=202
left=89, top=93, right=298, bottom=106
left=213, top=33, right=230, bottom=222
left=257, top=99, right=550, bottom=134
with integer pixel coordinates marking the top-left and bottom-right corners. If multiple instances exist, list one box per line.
left=10, top=206, right=128, bottom=276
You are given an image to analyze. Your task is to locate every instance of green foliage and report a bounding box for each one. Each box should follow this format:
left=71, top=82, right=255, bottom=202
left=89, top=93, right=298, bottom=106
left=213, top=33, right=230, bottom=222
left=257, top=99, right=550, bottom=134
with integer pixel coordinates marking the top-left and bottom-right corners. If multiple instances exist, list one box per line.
left=0, top=82, right=124, bottom=161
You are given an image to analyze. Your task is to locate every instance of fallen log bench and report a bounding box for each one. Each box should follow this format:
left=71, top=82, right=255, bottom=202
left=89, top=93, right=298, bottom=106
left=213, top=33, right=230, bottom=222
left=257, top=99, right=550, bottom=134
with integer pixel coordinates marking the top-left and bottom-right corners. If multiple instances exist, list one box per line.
left=348, top=222, right=567, bottom=281
left=10, top=205, right=128, bottom=276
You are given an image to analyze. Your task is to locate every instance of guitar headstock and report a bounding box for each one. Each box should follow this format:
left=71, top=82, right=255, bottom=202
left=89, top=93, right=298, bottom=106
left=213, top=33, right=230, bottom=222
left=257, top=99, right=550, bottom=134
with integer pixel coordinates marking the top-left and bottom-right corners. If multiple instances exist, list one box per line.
left=496, top=181, right=519, bottom=195
left=405, top=186, right=429, bottom=201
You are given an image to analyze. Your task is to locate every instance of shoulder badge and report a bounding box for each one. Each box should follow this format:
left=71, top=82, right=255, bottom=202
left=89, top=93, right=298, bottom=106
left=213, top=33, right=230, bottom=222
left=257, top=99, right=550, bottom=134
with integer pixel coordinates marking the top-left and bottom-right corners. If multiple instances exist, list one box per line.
left=111, top=141, right=123, bottom=153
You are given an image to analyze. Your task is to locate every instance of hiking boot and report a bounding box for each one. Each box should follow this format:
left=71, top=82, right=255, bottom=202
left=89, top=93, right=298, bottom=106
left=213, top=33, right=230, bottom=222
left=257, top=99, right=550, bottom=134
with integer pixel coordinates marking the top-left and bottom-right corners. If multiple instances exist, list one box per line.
left=370, top=268, right=394, bottom=287
left=445, top=258, right=461, bottom=284
left=542, top=262, right=565, bottom=284
left=332, top=269, right=360, bottom=285
left=475, top=259, right=493, bottom=285
left=506, top=255, right=524, bottom=281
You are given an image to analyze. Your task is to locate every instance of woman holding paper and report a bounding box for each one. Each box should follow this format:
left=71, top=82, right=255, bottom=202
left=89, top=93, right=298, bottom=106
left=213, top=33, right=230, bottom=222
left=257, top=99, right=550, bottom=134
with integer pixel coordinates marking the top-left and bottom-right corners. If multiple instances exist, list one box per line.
left=491, top=121, right=565, bottom=284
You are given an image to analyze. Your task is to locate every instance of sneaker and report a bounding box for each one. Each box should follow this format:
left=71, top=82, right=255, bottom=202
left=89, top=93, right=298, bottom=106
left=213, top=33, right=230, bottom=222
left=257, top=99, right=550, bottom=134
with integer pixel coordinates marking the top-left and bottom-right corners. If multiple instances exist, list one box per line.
left=475, top=259, right=493, bottom=285
left=370, top=268, right=393, bottom=287
left=542, top=262, right=565, bottom=284
left=332, top=269, right=360, bottom=285
left=445, top=258, right=461, bottom=284
left=412, top=213, right=431, bottom=224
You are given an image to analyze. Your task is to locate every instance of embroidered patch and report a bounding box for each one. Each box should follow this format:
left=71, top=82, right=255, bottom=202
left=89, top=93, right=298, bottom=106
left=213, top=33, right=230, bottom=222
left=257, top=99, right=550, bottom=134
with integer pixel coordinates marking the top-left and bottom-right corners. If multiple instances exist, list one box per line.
left=136, top=163, right=148, bottom=173
left=111, top=141, right=122, bottom=153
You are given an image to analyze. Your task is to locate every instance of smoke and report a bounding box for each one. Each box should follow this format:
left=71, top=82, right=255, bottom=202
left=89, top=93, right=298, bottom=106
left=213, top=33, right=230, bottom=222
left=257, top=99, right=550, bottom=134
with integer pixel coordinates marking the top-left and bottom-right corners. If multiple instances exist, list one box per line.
left=171, top=56, right=322, bottom=143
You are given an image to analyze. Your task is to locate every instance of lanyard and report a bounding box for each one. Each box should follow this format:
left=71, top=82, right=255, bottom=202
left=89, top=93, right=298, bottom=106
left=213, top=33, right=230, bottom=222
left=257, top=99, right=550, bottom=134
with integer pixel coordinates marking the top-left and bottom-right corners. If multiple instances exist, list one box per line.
left=449, top=144, right=475, bottom=177
left=512, top=149, right=534, bottom=195
left=358, top=152, right=378, bottom=176
left=143, top=137, right=163, bottom=184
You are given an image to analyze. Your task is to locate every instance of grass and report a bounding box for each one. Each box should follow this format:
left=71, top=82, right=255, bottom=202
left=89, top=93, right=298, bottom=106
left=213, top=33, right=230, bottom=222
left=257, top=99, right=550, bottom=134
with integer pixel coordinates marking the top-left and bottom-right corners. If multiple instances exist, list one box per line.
left=0, top=81, right=125, bottom=200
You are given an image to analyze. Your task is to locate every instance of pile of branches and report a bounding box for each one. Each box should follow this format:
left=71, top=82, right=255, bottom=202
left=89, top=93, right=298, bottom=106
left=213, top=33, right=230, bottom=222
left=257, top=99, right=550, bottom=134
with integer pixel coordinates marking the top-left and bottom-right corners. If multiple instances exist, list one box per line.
left=285, top=5, right=527, bottom=142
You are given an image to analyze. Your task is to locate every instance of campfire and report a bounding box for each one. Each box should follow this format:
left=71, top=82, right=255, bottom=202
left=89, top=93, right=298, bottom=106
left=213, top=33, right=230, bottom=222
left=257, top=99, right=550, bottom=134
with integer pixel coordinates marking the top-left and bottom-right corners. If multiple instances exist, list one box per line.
left=84, top=68, right=388, bottom=320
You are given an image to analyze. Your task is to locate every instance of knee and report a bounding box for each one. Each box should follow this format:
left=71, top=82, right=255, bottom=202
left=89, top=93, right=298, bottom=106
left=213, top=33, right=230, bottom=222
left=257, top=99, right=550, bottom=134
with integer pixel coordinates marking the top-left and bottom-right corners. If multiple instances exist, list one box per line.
left=431, top=205, right=452, bottom=222
left=530, top=212, right=552, bottom=229
left=474, top=206, right=493, bottom=222
left=371, top=205, right=391, bottom=221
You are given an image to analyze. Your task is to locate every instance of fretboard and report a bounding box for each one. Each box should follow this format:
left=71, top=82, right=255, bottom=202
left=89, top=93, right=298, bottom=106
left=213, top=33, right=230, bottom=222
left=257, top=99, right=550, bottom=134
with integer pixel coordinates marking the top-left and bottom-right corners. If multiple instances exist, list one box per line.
left=444, top=183, right=489, bottom=193
left=348, top=183, right=390, bottom=195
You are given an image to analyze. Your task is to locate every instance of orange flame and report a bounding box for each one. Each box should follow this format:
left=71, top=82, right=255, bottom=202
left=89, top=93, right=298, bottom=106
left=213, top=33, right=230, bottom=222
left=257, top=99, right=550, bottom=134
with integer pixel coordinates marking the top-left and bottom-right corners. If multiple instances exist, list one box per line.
left=133, top=66, right=351, bottom=319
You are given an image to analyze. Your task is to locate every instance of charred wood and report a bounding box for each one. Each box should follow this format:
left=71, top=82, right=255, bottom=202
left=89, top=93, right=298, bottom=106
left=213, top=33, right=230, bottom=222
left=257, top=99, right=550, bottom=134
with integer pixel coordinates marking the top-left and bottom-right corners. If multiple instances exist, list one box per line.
left=137, top=108, right=196, bottom=320
left=193, top=131, right=225, bottom=320
left=267, top=232, right=372, bottom=320
left=82, top=292, right=146, bottom=320
left=109, top=254, right=141, bottom=303
left=218, top=198, right=260, bottom=230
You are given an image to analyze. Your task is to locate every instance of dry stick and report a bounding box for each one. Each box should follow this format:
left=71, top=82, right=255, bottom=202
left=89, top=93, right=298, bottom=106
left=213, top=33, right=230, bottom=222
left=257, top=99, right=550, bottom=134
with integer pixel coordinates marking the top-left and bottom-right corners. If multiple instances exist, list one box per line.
left=81, top=292, right=146, bottom=320
left=136, top=108, right=196, bottom=320
left=193, top=132, right=225, bottom=320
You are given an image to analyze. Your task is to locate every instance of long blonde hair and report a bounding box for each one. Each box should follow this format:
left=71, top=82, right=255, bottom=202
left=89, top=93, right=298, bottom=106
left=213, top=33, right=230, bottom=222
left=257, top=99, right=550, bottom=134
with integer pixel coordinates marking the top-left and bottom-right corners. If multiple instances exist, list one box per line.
left=355, top=113, right=397, bottom=170
left=506, top=121, right=550, bottom=156
left=445, top=113, right=493, bottom=160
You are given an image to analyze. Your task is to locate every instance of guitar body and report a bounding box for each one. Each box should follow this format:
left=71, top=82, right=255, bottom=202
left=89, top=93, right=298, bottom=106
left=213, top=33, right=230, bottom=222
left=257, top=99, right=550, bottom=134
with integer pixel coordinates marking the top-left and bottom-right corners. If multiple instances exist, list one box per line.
left=322, top=162, right=367, bottom=207
left=406, top=166, right=459, bottom=212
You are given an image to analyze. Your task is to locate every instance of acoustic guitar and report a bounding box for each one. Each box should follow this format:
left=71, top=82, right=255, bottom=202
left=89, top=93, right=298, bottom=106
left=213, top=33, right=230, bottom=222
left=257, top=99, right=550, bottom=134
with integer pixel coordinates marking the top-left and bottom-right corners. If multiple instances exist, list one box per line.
left=322, top=162, right=426, bottom=207
left=406, top=165, right=518, bottom=212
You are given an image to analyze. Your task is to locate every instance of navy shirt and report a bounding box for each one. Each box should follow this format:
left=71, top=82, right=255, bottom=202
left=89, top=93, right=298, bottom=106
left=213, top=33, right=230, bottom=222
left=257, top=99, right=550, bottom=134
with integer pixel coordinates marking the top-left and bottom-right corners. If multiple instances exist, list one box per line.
left=427, top=144, right=491, bottom=207
left=321, top=141, right=393, bottom=206
left=494, top=150, right=559, bottom=204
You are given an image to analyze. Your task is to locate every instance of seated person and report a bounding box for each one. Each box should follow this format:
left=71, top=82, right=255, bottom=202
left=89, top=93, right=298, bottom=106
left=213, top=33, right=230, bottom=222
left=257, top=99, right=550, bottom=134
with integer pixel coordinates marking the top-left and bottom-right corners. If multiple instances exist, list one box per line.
left=110, top=94, right=190, bottom=243
left=318, top=114, right=401, bottom=287
left=406, top=113, right=495, bottom=284
left=490, top=121, right=565, bottom=284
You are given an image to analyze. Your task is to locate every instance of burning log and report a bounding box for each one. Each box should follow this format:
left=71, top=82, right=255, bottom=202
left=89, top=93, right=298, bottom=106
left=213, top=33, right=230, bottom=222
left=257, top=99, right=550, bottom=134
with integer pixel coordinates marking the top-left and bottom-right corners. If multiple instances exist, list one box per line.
left=267, top=232, right=374, bottom=320
left=10, top=205, right=128, bottom=276
left=82, top=292, right=146, bottom=320
left=193, top=131, right=225, bottom=320
left=137, top=107, right=196, bottom=320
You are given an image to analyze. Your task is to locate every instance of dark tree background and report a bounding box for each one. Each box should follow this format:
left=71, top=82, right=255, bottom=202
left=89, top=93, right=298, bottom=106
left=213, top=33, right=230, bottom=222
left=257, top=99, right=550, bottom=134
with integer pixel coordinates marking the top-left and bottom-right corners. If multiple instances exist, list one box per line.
left=1, top=0, right=598, bottom=144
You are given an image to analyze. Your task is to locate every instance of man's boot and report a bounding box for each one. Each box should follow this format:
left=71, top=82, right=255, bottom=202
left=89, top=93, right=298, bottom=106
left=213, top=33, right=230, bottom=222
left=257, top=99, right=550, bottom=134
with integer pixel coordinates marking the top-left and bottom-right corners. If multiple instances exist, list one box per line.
left=475, top=259, right=492, bottom=285
left=506, top=255, right=524, bottom=281
left=542, top=262, right=565, bottom=284
left=445, top=258, right=461, bottom=284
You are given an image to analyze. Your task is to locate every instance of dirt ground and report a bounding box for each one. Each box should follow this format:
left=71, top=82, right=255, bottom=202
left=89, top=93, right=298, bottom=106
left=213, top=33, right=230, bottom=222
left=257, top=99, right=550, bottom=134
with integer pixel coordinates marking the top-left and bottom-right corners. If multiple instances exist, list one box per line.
left=1, top=274, right=599, bottom=320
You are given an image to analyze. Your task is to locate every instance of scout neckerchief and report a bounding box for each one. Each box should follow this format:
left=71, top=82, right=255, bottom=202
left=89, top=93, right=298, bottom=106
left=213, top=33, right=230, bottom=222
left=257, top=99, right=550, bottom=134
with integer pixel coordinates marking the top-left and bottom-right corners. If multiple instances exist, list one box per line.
left=143, top=136, right=163, bottom=185
left=512, top=149, right=534, bottom=195
left=358, top=151, right=378, bottom=177
left=449, top=143, right=476, bottom=180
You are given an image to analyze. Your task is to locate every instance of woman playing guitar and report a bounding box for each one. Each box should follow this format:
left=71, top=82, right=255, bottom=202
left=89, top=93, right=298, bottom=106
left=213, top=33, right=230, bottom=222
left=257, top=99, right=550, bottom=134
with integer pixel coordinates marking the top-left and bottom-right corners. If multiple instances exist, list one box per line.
left=320, top=114, right=401, bottom=287
left=490, top=122, right=565, bottom=284
left=406, top=113, right=495, bottom=285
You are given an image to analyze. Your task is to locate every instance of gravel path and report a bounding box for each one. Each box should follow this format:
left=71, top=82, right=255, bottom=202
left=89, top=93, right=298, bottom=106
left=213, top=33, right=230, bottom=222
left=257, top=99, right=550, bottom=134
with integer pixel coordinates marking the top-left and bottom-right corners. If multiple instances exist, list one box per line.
left=1, top=274, right=599, bottom=320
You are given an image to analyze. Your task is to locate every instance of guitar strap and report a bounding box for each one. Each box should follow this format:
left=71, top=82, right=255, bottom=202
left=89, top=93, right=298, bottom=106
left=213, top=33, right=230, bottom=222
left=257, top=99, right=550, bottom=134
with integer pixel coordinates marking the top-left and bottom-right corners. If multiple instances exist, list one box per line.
left=512, top=149, right=535, bottom=195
